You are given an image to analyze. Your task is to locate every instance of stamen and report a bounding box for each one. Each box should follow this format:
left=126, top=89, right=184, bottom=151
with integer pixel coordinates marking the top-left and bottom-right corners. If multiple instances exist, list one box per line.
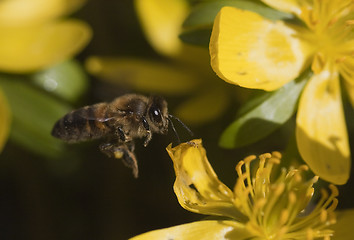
left=329, top=184, right=339, bottom=197
left=345, top=20, right=354, bottom=26
left=298, top=165, right=309, bottom=171
left=280, top=209, right=290, bottom=225
left=307, top=228, right=314, bottom=240
left=235, top=161, right=245, bottom=177
left=271, top=151, right=282, bottom=159
left=232, top=152, right=338, bottom=240
left=320, top=210, right=328, bottom=222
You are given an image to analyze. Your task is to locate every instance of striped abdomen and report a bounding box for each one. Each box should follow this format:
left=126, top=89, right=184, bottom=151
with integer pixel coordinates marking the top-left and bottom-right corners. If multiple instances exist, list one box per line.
left=51, top=103, right=114, bottom=143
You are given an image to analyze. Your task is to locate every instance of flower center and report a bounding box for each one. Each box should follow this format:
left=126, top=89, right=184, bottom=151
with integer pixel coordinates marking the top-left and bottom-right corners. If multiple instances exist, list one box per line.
left=299, top=0, right=354, bottom=72
left=233, top=152, right=338, bottom=240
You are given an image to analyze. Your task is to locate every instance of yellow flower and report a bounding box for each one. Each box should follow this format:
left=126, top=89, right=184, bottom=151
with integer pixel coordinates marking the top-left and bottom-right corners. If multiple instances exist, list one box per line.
left=130, top=139, right=353, bottom=240
left=0, top=0, right=92, bottom=73
left=209, top=1, right=354, bottom=184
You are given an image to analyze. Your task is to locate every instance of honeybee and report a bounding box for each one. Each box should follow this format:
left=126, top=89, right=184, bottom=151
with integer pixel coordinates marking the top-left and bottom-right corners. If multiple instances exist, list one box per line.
left=51, top=94, right=191, bottom=178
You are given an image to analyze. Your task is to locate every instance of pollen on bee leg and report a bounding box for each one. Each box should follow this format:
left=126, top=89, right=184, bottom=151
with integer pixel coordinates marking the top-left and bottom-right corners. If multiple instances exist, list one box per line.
left=114, top=151, right=124, bottom=159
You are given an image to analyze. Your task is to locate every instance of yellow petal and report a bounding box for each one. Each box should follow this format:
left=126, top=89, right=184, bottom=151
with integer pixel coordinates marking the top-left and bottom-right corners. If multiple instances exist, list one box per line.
left=130, top=220, right=252, bottom=240
left=85, top=57, right=200, bottom=95
left=0, top=20, right=92, bottom=73
left=0, top=0, right=86, bottom=27
left=174, top=86, right=229, bottom=125
left=134, top=0, right=189, bottom=57
left=261, top=0, right=302, bottom=16
left=296, top=70, right=350, bottom=185
left=166, top=139, right=242, bottom=219
left=0, top=87, right=11, bottom=153
left=210, top=7, right=308, bottom=91
left=331, top=209, right=354, bottom=240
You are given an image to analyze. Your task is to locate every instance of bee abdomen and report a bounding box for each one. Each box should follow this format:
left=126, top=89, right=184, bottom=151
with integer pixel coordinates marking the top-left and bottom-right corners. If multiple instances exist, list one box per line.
left=51, top=104, right=111, bottom=143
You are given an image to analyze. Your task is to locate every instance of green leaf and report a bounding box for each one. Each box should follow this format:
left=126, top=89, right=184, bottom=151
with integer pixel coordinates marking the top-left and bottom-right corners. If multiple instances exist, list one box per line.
left=219, top=70, right=311, bottom=148
left=179, top=27, right=211, bottom=47
left=31, top=60, right=88, bottom=103
left=183, top=0, right=292, bottom=28
left=0, top=75, right=72, bottom=159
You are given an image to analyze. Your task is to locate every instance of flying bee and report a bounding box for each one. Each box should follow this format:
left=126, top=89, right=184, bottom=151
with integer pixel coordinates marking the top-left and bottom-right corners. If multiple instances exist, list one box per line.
left=51, top=94, right=192, bottom=178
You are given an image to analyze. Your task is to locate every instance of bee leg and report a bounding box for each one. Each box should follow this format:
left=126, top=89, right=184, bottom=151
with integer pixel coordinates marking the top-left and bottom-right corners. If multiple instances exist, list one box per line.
left=119, top=145, right=139, bottom=178
left=126, top=140, right=135, bottom=152
left=115, top=126, right=126, bottom=142
left=99, top=142, right=139, bottom=178
left=142, top=117, right=152, bottom=147
left=99, top=142, right=116, bottom=158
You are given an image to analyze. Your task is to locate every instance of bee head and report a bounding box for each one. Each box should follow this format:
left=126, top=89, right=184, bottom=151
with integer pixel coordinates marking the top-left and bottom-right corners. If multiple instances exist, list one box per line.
left=147, top=96, right=169, bottom=134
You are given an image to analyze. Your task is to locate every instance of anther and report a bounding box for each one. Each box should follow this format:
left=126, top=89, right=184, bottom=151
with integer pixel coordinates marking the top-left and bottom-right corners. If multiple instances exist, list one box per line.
left=327, top=198, right=338, bottom=212
left=268, top=157, right=281, bottom=164
left=236, top=161, right=245, bottom=175
left=280, top=209, right=289, bottom=225
left=329, top=184, right=339, bottom=197
left=244, top=155, right=256, bottom=163
left=275, top=183, right=285, bottom=196
left=259, top=153, right=271, bottom=160
left=271, top=151, right=282, bottom=159
left=289, top=191, right=296, bottom=203
left=320, top=210, right=328, bottom=222
left=294, top=172, right=302, bottom=182
left=312, top=176, right=319, bottom=183
left=298, top=165, right=309, bottom=171
left=346, top=20, right=354, bottom=26
left=306, top=228, right=314, bottom=240
left=254, top=199, right=266, bottom=210
left=321, top=188, right=329, bottom=199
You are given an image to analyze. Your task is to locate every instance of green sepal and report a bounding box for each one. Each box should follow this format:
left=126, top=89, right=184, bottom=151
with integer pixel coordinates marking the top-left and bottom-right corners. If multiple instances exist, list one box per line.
left=219, top=70, right=311, bottom=149
left=0, top=75, right=72, bottom=159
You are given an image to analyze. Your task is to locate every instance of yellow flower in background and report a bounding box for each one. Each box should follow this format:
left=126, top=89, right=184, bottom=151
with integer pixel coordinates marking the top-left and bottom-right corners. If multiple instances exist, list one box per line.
left=130, top=139, right=354, bottom=240
left=0, top=0, right=92, bottom=73
left=134, top=0, right=188, bottom=57
left=209, top=1, right=354, bottom=184
left=0, top=0, right=91, bottom=154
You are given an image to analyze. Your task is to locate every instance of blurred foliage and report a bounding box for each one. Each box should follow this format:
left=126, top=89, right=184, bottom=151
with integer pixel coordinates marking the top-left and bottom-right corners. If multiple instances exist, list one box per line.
left=0, top=87, right=11, bottom=152
left=0, top=0, right=353, bottom=240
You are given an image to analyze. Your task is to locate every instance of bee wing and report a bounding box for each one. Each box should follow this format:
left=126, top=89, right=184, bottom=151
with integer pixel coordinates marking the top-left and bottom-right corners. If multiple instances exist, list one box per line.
left=83, top=116, right=116, bottom=122
left=52, top=104, right=115, bottom=142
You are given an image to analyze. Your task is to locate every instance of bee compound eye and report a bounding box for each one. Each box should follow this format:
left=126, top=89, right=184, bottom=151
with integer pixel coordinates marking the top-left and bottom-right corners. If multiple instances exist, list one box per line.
left=149, top=106, right=162, bottom=124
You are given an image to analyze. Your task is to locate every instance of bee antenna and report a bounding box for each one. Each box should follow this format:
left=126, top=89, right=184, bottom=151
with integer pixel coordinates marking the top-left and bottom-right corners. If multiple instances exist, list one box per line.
left=168, top=114, right=194, bottom=137
left=168, top=117, right=180, bottom=144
